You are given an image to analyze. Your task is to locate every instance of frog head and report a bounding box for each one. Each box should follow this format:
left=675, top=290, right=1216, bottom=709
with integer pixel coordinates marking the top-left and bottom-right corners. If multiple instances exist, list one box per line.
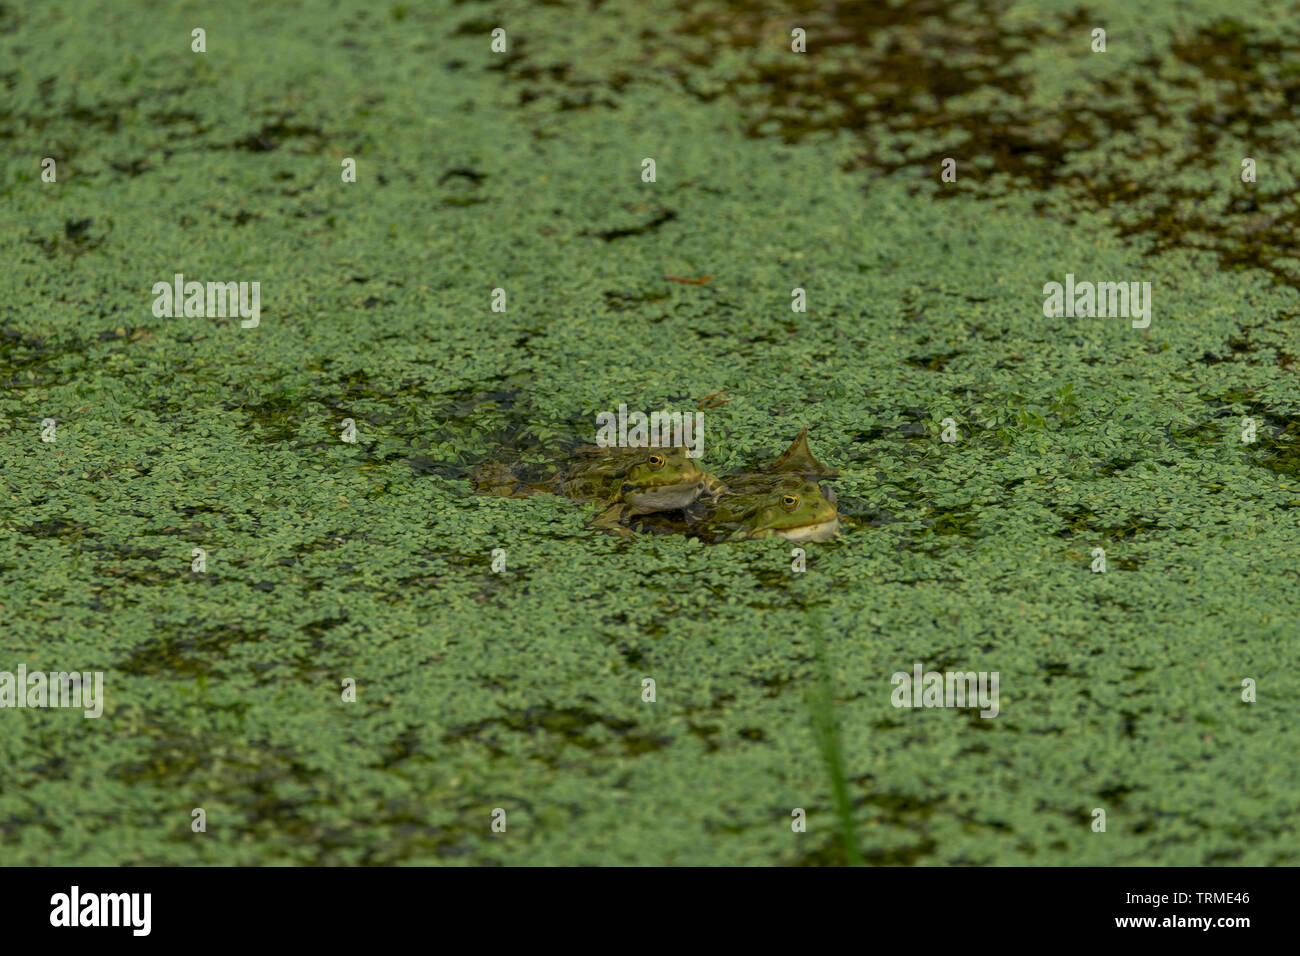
left=731, top=480, right=840, bottom=541
left=616, top=447, right=714, bottom=515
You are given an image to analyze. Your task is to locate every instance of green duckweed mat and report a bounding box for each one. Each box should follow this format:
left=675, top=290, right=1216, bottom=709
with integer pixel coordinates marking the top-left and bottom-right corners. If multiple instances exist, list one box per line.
left=1, top=0, right=1298, bottom=864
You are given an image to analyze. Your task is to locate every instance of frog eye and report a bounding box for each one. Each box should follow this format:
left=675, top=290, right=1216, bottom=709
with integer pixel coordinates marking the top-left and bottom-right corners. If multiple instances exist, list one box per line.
left=780, top=493, right=799, bottom=511
left=647, top=453, right=666, bottom=470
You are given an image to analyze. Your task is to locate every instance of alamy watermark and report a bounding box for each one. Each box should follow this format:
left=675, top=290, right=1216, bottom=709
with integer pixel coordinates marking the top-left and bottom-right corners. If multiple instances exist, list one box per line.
left=50, top=886, right=150, bottom=936
left=594, top=404, right=705, bottom=457
left=891, top=662, right=999, bottom=718
left=1042, top=273, right=1151, bottom=329
left=0, top=666, right=104, bottom=718
left=151, top=272, right=260, bottom=327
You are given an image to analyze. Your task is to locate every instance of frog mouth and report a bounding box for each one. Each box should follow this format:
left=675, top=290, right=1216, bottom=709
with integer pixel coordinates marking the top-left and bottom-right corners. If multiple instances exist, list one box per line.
left=774, top=517, right=840, bottom=542
left=623, top=481, right=705, bottom=513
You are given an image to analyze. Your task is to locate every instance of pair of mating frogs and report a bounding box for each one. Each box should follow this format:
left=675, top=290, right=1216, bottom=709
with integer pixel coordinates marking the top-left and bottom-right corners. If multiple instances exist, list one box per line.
left=473, top=429, right=841, bottom=542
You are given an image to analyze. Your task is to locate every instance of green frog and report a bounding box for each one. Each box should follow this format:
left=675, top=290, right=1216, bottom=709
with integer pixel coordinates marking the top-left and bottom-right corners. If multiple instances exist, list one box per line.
left=656, top=428, right=842, bottom=541
left=472, top=445, right=724, bottom=534
left=737, top=427, right=837, bottom=485
left=693, top=477, right=841, bottom=542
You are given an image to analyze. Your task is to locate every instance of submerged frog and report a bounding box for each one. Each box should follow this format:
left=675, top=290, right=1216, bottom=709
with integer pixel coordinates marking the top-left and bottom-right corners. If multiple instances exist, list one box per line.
left=473, top=445, right=723, bottom=534
left=565, top=445, right=725, bottom=531
left=695, top=477, right=841, bottom=542
left=750, top=426, right=837, bottom=481
left=637, top=430, right=844, bottom=542
left=710, top=429, right=841, bottom=539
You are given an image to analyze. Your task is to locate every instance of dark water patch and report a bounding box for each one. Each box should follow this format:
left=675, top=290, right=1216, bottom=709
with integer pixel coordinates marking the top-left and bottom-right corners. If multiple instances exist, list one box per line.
left=1179, top=390, right=1300, bottom=469
left=118, top=623, right=265, bottom=678
left=1119, top=707, right=1149, bottom=738
left=660, top=3, right=1300, bottom=285
left=62, top=101, right=124, bottom=134
left=216, top=755, right=329, bottom=838
left=437, top=165, right=486, bottom=186
left=688, top=722, right=721, bottom=753
left=1055, top=506, right=1161, bottom=541
left=25, top=217, right=111, bottom=258
left=404, top=377, right=579, bottom=479
left=835, top=498, right=894, bottom=526
left=622, top=509, right=693, bottom=536
left=749, top=566, right=795, bottom=590
left=845, top=426, right=889, bottom=444
left=452, top=17, right=503, bottom=38
left=678, top=690, right=738, bottom=752
left=227, top=366, right=426, bottom=446
left=84, top=540, right=175, bottom=586
left=0, top=82, right=191, bottom=156
left=108, top=157, right=152, bottom=176
left=1095, top=594, right=1136, bottom=613
left=216, top=207, right=261, bottom=226
left=923, top=503, right=977, bottom=537
left=1094, top=457, right=1138, bottom=477
left=1250, top=409, right=1300, bottom=475
left=1097, top=782, right=1141, bottom=805
left=584, top=207, right=678, bottom=241
left=227, top=116, right=328, bottom=153
left=481, top=30, right=627, bottom=111
left=231, top=390, right=316, bottom=444
left=753, top=673, right=796, bottom=698
left=14, top=517, right=98, bottom=542
left=0, top=326, right=90, bottom=387
left=296, top=531, right=371, bottom=556
left=1168, top=419, right=1221, bottom=444
left=0, top=3, right=21, bottom=34
left=1042, top=661, right=1080, bottom=684
left=375, top=725, right=422, bottom=770
left=895, top=406, right=932, bottom=441
left=1067, top=20, right=1300, bottom=285
left=1208, top=847, right=1245, bottom=863
left=471, top=573, right=518, bottom=606
left=115, top=738, right=207, bottom=785
left=603, top=287, right=673, bottom=311
left=1201, top=387, right=1261, bottom=407
left=615, top=643, right=646, bottom=668
left=905, top=350, right=964, bottom=372
left=680, top=0, right=1047, bottom=166
left=148, top=109, right=207, bottom=133
left=406, top=453, right=472, bottom=481
left=445, top=705, right=672, bottom=759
